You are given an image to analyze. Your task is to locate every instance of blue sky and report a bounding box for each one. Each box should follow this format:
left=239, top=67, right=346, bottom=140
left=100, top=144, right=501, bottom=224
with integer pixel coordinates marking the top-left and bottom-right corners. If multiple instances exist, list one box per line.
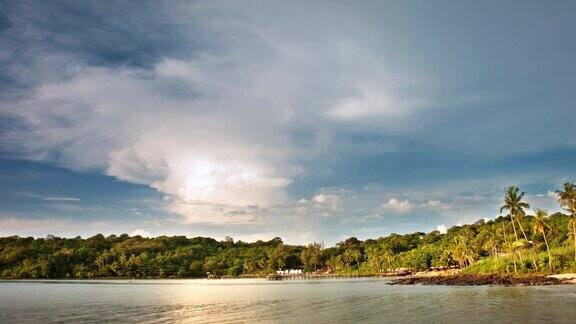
left=0, top=1, right=575, bottom=245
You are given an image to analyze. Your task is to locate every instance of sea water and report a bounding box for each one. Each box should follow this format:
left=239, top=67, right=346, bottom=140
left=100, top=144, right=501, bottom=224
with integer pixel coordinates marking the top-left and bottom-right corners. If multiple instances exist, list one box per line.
left=1, top=278, right=576, bottom=323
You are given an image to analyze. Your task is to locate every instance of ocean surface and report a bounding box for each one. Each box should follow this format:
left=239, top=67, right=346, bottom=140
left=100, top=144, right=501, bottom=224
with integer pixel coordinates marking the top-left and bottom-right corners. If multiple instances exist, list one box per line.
left=1, top=278, right=576, bottom=323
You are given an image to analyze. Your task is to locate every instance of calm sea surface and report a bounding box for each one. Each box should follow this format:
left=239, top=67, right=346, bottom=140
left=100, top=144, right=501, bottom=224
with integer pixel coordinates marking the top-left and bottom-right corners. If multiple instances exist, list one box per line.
left=1, top=278, right=576, bottom=323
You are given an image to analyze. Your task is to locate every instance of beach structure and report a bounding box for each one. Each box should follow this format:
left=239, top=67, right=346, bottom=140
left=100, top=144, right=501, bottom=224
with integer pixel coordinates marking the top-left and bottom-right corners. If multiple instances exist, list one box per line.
left=275, top=269, right=303, bottom=276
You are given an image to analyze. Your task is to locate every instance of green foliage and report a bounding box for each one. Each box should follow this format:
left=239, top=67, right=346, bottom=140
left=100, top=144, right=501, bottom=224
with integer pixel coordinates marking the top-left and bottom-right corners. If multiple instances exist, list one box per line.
left=0, top=235, right=303, bottom=279
left=463, top=247, right=576, bottom=275
left=300, top=243, right=322, bottom=271
left=3, top=183, right=576, bottom=278
left=1, top=212, right=574, bottom=279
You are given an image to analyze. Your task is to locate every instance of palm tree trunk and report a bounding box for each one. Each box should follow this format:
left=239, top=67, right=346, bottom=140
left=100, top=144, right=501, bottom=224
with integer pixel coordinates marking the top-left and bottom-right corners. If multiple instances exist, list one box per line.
left=516, top=218, right=538, bottom=271
left=511, top=215, right=525, bottom=267
left=501, top=218, right=508, bottom=243
left=511, top=251, right=518, bottom=275
left=510, top=216, right=519, bottom=241
left=501, top=219, right=511, bottom=274
left=543, top=231, right=552, bottom=271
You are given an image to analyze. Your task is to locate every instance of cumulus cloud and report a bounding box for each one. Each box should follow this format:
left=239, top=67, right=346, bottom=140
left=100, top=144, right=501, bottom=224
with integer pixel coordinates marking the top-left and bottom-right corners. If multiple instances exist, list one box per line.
left=2, top=0, right=566, bottom=239
left=384, top=198, right=413, bottom=214
left=3, top=59, right=296, bottom=222
left=436, top=224, right=447, bottom=234
left=312, top=193, right=340, bottom=206
left=0, top=2, right=447, bottom=226
left=131, top=229, right=151, bottom=237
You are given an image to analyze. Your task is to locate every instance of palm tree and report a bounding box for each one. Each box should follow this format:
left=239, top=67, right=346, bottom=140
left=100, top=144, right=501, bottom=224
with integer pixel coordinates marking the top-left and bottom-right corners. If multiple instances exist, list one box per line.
left=301, top=243, right=322, bottom=271
left=483, top=231, right=500, bottom=260
left=381, top=245, right=394, bottom=271
left=515, top=208, right=539, bottom=272
left=326, top=255, right=343, bottom=273
left=500, top=216, right=509, bottom=244
left=350, top=249, right=362, bottom=270
left=342, top=249, right=357, bottom=273
left=533, top=209, right=552, bottom=270
left=500, top=187, right=527, bottom=240
left=555, top=182, right=576, bottom=263
left=503, top=241, right=519, bottom=274
left=500, top=186, right=538, bottom=270
left=483, top=230, right=501, bottom=273
left=452, top=234, right=476, bottom=268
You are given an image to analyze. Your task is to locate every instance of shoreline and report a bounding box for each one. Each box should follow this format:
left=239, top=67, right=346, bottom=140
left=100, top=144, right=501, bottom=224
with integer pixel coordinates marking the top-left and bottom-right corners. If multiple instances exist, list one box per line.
left=3, top=273, right=576, bottom=286
left=0, top=274, right=390, bottom=282
left=3, top=270, right=576, bottom=286
left=389, top=273, right=576, bottom=286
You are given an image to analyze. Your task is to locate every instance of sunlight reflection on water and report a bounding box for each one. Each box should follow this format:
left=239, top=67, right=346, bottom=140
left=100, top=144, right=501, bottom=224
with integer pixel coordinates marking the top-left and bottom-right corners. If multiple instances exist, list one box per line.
left=1, top=278, right=576, bottom=323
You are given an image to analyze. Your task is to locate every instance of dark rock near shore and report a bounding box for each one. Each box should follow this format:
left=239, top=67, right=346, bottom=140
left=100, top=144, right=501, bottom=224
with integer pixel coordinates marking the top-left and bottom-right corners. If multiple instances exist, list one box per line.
left=389, top=274, right=562, bottom=286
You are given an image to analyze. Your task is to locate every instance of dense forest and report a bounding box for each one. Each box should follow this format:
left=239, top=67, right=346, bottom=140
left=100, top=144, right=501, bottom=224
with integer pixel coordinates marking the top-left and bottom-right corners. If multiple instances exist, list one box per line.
left=2, top=183, right=576, bottom=279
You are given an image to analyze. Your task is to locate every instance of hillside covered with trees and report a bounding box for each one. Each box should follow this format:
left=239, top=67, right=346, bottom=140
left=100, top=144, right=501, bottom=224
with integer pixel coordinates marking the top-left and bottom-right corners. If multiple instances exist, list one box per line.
left=2, top=182, right=576, bottom=279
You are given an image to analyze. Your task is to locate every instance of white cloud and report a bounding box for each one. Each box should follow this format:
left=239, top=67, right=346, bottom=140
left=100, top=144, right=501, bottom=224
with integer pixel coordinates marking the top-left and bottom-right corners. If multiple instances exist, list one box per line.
left=310, top=191, right=344, bottom=213
left=326, top=87, right=428, bottom=122
left=312, top=193, right=340, bottom=205
left=42, top=197, right=80, bottom=202
left=436, top=224, right=447, bottom=234
left=384, top=198, right=413, bottom=214
left=131, top=229, right=151, bottom=237
left=426, top=199, right=442, bottom=207
left=0, top=2, right=471, bottom=228
left=168, top=201, right=257, bottom=225
left=233, top=230, right=318, bottom=245
left=4, top=62, right=295, bottom=223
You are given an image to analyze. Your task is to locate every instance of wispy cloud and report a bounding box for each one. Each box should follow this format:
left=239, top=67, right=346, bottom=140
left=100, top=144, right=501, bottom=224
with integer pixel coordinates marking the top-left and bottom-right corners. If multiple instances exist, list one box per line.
left=0, top=216, right=112, bottom=235
left=42, top=197, right=80, bottom=202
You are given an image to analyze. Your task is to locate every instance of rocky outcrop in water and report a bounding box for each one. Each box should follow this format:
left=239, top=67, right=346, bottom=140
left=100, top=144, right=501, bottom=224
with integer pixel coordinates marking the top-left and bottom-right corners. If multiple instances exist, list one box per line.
left=389, top=274, right=564, bottom=286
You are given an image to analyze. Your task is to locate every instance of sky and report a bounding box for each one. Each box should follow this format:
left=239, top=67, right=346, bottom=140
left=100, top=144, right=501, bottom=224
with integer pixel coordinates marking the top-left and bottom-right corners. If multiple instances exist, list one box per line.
left=0, top=0, right=575, bottom=245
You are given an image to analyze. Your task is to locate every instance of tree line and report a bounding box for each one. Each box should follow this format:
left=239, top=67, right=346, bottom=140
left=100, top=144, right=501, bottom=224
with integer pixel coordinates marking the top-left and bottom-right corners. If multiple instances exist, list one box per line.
left=2, top=182, right=576, bottom=279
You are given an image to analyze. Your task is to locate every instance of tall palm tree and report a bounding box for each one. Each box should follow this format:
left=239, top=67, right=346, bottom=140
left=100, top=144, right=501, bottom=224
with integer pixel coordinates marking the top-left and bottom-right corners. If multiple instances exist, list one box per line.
left=515, top=207, right=539, bottom=271
left=500, top=186, right=537, bottom=270
left=500, top=187, right=528, bottom=240
left=555, top=182, right=576, bottom=263
left=500, top=215, right=521, bottom=273
left=533, top=209, right=552, bottom=270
